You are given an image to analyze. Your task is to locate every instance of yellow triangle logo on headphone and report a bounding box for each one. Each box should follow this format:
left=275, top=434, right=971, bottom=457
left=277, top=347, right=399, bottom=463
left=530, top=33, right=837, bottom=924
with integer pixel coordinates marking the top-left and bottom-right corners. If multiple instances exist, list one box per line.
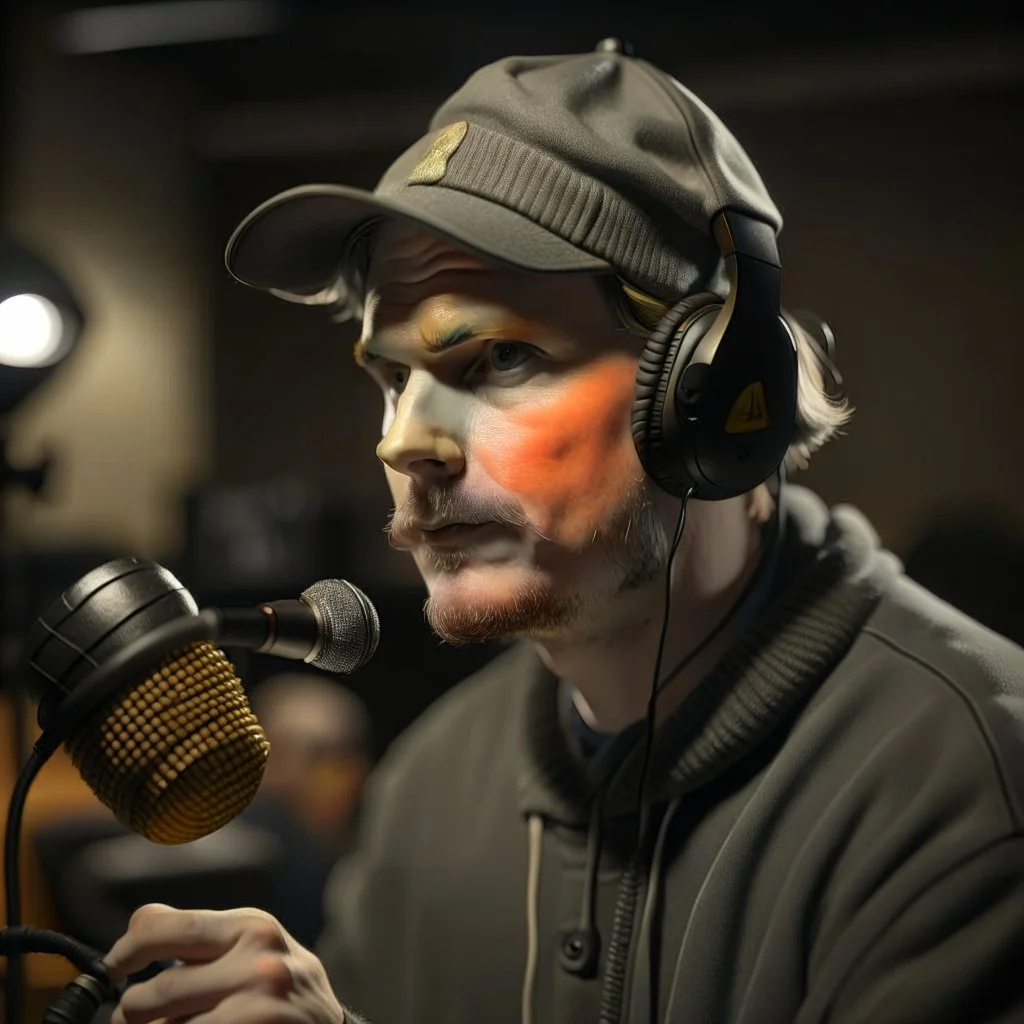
left=725, top=381, right=771, bottom=434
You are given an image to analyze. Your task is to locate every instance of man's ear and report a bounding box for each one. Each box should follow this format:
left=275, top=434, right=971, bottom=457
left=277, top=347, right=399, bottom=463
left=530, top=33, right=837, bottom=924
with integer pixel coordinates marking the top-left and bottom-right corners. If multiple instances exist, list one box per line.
left=746, top=483, right=775, bottom=525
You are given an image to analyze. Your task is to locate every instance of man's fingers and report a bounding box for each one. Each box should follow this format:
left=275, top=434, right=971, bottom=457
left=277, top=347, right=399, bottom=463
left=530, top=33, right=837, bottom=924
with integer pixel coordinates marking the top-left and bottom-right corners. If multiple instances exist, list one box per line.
left=183, top=990, right=308, bottom=1024
left=105, top=904, right=288, bottom=983
left=110, top=947, right=292, bottom=1024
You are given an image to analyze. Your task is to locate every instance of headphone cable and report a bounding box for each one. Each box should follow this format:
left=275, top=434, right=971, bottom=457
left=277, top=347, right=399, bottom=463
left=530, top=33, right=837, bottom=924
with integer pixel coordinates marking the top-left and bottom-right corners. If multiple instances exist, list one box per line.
left=634, top=487, right=693, bottom=850
left=633, top=474, right=783, bottom=847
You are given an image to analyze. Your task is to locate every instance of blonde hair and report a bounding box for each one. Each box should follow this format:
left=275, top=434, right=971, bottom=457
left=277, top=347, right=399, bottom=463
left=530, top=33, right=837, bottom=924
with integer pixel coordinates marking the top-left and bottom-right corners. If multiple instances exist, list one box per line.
left=605, top=278, right=852, bottom=474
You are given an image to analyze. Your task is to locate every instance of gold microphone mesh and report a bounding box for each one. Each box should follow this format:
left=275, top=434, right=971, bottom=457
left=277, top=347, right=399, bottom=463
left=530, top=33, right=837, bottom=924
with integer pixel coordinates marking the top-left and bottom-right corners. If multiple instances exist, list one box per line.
left=65, top=642, right=270, bottom=845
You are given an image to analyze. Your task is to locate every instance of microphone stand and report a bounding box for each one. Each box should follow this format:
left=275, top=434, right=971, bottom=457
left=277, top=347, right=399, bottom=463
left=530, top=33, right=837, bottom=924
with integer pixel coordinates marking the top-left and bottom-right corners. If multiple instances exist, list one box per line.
left=3, top=603, right=274, bottom=1022
left=3, top=748, right=119, bottom=1023
left=0, top=435, right=52, bottom=1023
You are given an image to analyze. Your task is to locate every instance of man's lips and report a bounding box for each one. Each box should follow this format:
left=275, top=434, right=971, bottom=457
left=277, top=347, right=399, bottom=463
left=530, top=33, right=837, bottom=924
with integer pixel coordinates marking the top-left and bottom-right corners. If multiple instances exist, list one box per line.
left=416, top=522, right=501, bottom=547
left=388, top=520, right=508, bottom=551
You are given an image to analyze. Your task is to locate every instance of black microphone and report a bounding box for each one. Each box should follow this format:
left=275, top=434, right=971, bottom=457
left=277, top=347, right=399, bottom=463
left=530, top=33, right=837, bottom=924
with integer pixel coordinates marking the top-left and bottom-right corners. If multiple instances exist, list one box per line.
left=3, top=558, right=381, bottom=1024
left=21, top=557, right=381, bottom=845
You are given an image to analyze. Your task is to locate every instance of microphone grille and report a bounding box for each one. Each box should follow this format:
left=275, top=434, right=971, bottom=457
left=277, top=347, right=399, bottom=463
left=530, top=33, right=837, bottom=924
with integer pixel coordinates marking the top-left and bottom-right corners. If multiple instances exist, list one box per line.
left=65, top=641, right=270, bottom=844
left=301, top=578, right=379, bottom=675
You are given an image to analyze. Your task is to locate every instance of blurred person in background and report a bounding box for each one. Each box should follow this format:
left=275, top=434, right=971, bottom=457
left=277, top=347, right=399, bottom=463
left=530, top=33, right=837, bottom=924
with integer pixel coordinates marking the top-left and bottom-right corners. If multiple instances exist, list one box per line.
left=242, top=673, right=373, bottom=948
left=100, top=42, right=1024, bottom=1024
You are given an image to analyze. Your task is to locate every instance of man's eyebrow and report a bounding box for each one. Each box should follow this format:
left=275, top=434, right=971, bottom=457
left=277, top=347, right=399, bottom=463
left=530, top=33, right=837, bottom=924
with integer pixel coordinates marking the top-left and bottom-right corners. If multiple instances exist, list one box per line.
left=354, top=323, right=487, bottom=366
left=423, top=324, right=478, bottom=354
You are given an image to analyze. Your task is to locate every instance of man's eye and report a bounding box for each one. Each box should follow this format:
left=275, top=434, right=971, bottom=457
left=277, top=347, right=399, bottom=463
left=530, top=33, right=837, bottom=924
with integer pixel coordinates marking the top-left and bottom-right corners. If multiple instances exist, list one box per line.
left=488, top=342, right=532, bottom=372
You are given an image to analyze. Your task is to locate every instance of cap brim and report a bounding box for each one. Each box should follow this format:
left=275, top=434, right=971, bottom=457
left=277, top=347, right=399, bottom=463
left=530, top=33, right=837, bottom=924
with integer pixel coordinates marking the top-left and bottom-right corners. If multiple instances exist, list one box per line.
left=224, top=182, right=612, bottom=304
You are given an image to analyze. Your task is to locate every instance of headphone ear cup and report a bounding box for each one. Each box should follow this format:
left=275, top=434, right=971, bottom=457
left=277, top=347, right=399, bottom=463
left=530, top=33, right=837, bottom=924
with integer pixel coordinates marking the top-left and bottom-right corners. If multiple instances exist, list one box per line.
left=632, top=293, right=721, bottom=495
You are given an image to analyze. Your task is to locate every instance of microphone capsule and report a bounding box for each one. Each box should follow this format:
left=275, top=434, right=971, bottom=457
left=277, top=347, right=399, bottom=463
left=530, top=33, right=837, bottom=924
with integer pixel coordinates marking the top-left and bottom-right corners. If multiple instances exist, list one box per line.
left=300, top=579, right=380, bottom=675
left=65, top=640, right=269, bottom=844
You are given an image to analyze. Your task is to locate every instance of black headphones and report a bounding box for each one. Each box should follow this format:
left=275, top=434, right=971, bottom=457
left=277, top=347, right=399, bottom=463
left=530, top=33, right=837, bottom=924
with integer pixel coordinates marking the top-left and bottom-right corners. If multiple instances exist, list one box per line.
left=631, top=210, right=799, bottom=500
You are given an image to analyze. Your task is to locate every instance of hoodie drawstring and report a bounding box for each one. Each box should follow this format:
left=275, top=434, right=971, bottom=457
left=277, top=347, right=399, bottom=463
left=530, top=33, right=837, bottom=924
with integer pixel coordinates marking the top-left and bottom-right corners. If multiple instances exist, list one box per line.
left=522, top=813, right=545, bottom=1024
left=523, top=791, right=605, bottom=1024
left=560, top=789, right=605, bottom=978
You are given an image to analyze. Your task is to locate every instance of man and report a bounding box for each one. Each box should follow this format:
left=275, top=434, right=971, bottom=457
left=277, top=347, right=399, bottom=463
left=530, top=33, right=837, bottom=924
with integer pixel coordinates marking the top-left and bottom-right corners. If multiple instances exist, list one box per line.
left=103, top=41, right=1024, bottom=1024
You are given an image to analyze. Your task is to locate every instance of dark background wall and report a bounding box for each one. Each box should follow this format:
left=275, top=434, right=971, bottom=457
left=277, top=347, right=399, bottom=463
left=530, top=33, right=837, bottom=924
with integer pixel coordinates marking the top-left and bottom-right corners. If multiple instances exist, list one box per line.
left=2, top=1, right=1023, bottom=745
left=210, top=86, right=1024, bottom=574
left=2, top=9, right=1022, bottom=1013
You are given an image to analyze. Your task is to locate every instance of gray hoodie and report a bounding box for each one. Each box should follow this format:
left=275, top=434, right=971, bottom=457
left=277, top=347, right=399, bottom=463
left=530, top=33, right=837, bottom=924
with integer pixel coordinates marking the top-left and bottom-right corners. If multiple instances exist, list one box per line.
left=318, top=487, right=1024, bottom=1023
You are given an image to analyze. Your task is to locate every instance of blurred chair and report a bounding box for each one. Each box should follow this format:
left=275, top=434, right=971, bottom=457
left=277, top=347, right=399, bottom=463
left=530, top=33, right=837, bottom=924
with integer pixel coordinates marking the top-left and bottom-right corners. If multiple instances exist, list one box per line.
left=903, top=509, right=1024, bottom=646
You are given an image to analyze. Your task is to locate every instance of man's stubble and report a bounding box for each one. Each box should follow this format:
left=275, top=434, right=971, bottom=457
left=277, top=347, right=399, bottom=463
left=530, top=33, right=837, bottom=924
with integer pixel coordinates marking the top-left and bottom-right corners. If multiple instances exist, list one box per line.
left=418, top=483, right=669, bottom=645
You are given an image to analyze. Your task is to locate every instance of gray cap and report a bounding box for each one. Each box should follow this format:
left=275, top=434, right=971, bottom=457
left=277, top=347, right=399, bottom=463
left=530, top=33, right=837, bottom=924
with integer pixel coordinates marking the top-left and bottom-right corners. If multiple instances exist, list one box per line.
left=225, top=40, right=781, bottom=318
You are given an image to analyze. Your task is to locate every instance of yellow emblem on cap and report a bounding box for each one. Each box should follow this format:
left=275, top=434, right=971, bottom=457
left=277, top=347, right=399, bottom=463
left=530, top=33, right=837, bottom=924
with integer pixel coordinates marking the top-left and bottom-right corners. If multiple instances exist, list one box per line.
left=407, top=121, right=469, bottom=185
left=725, top=381, right=771, bottom=434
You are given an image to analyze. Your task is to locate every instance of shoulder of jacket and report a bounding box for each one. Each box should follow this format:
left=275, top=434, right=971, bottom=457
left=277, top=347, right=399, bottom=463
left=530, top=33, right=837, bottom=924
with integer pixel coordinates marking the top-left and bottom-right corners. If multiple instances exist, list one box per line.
left=851, top=575, right=1024, bottom=828
left=861, top=575, right=1024, bottom=698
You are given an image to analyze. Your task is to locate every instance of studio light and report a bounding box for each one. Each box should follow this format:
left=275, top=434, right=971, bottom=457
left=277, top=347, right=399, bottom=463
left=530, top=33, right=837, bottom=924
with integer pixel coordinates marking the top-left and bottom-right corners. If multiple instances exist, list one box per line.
left=0, top=294, right=68, bottom=369
left=0, top=235, right=85, bottom=418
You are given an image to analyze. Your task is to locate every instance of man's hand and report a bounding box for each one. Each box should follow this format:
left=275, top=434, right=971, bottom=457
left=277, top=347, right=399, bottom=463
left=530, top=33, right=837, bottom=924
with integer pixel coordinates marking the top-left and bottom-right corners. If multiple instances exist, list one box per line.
left=104, top=903, right=348, bottom=1024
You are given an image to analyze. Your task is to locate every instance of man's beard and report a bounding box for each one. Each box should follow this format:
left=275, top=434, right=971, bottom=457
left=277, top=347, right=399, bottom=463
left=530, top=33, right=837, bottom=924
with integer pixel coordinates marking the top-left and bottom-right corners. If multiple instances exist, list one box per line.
left=387, top=482, right=668, bottom=645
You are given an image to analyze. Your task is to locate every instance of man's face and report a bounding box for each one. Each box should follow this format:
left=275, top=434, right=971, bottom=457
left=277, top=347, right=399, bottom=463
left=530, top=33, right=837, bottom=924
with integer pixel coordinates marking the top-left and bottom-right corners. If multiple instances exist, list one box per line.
left=358, top=224, right=669, bottom=644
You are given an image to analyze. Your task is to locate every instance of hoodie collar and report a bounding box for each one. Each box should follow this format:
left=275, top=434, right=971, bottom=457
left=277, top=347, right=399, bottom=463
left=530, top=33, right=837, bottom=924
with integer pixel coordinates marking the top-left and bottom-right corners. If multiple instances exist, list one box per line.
left=516, top=486, right=901, bottom=825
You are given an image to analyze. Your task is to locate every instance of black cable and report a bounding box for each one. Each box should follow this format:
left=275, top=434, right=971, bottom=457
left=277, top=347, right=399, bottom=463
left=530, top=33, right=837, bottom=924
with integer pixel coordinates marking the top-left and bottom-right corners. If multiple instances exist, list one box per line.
left=633, top=474, right=784, bottom=845
left=634, top=487, right=693, bottom=849
left=0, top=926, right=108, bottom=978
left=0, top=927, right=119, bottom=1024
left=4, top=746, right=47, bottom=1024
left=653, top=509, right=779, bottom=700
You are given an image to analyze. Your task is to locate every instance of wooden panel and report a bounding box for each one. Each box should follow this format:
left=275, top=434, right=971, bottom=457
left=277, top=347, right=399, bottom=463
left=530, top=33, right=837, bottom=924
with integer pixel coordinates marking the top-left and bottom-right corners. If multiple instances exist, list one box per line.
left=0, top=695, right=111, bottom=989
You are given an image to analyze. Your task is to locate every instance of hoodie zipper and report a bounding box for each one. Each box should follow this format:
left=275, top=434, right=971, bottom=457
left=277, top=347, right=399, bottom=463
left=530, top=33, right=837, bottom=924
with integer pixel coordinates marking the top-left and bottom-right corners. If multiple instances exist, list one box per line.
left=597, top=849, right=647, bottom=1024
left=598, top=796, right=682, bottom=1024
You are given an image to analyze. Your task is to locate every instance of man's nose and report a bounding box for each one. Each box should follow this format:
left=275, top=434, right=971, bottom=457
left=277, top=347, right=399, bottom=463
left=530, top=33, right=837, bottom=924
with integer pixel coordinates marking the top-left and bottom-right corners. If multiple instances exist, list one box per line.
left=376, top=373, right=466, bottom=484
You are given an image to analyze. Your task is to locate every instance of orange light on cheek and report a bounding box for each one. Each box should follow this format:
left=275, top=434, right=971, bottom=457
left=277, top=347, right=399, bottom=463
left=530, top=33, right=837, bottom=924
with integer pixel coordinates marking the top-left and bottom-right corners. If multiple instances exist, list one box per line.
left=477, top=356, right=640, bottom=542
